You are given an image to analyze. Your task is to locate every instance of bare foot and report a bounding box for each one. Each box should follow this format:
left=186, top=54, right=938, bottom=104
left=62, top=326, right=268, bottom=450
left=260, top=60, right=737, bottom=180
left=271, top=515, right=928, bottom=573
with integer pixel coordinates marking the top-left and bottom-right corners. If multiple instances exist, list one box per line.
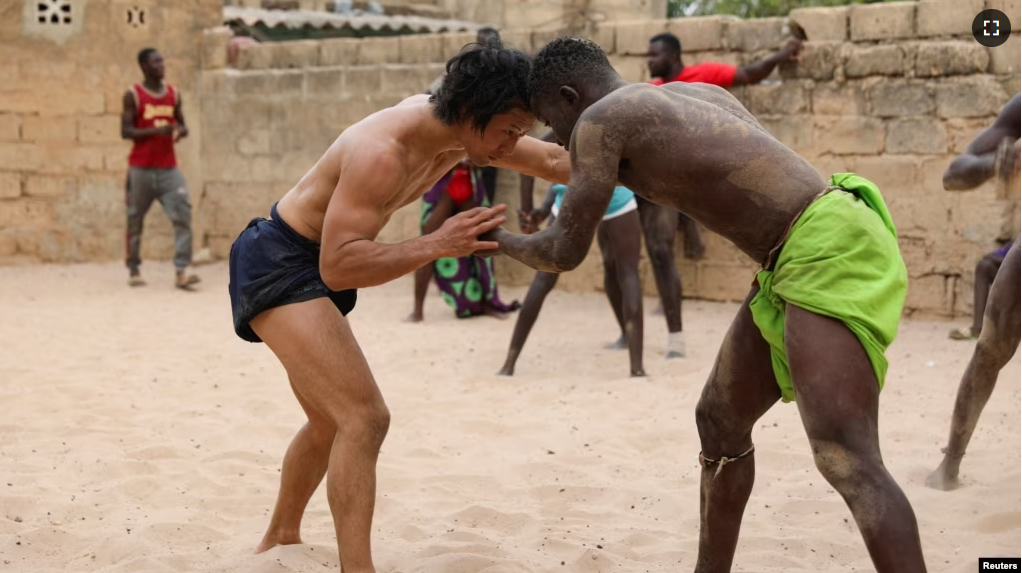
left=605, top=335, right=627, bottom=350
left=128, top=274, right=146, bottom=287
left=630, top=368, right=647, bottom=377
left=483, top=307, right=511, bottom=320
left=925, top=456, right=962, bottom=491
left=405, top=312, right=423, bottom=323
left=497, top=364, right=515, bottom=376
left=254, top=530, right=302, bottom=554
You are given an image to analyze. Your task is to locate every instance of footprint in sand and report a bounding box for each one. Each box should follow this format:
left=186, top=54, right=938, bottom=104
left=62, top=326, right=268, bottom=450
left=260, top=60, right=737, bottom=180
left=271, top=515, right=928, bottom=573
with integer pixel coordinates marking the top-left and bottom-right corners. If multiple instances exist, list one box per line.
left=447, top=505, right=534, bottom=536
left=975, top=511, right=1022, bottom=533
left=401, top=552, right=531, bottom=573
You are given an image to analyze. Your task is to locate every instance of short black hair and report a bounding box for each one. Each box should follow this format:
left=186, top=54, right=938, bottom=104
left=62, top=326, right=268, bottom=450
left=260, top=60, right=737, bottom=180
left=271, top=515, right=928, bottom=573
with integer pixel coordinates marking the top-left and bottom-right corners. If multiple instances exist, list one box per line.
left=431, top=42, right=531, bottom=134
left=476, top=26, right=501, bottom=45
left=649, top=32, right=681, bottom=56
left=137, top=47, right=158, bottom=67
left=529, top=37, right=615, bottom=105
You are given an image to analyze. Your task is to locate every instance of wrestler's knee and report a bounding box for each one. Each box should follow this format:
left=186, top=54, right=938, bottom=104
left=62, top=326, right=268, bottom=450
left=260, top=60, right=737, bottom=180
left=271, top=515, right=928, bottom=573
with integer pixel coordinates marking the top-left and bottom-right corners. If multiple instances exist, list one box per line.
left=975, top=325, right=1021, bottom=367
left=338, top=399, right=391, bottom=449
left=809, top=440, right=876, bottom=492
left=695, top=396, right=749, bottom=453
left=647, top=244, right=675, bottom=266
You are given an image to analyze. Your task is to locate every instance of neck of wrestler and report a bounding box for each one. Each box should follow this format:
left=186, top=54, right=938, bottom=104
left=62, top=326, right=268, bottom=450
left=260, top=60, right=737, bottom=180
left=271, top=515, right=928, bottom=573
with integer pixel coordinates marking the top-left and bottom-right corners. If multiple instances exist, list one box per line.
left=422, top=101, right=479, bottom=157
left=578, top=76, right=632, bottom=108
left=665, top=60, right=684, bottom=80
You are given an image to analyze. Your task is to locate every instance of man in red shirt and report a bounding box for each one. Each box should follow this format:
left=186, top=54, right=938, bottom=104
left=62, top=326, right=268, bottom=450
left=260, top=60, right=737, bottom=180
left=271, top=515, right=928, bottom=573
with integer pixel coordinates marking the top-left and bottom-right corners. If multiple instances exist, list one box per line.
left=121, top=47, right=199, bottom=290
left=647, top=32, right=802, bottom=87
left=639, top=32, right=802, bottom=358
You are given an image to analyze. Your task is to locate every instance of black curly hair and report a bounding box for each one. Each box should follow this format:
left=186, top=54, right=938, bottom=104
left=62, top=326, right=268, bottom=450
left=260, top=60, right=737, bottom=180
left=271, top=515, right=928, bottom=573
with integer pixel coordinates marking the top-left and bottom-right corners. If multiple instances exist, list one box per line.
left=528, top=37, right=615, bottom=106
left=137, top=47, right=158, bottom=67
left=430, top=37, right=532, bottom=134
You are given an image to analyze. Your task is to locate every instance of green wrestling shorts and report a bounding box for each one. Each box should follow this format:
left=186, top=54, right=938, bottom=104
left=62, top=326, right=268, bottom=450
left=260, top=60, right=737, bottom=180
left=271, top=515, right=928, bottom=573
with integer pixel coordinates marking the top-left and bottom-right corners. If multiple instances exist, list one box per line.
left=749, top=173, right=908, bottom=403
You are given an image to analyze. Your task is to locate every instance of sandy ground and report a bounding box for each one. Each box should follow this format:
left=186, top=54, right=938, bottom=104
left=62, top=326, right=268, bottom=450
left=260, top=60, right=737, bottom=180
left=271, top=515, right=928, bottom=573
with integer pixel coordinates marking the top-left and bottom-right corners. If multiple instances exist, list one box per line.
left=0, top=260, right=1018, bottom=573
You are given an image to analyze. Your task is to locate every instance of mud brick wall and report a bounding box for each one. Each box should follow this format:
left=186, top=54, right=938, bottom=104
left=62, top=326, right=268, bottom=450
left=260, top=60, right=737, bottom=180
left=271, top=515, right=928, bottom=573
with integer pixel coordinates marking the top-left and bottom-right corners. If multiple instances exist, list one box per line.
left=0, top=0, right=222, bottom=266
left=200, top=0, right=1018, bottom=317
left=2, top=0, right=1017, bottom=318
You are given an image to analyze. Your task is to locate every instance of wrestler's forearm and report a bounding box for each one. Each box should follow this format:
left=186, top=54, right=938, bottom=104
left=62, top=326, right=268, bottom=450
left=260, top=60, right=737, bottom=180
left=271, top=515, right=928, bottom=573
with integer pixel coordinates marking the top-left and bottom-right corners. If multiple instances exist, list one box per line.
left=498, top=229, right=584, bottom=273
left=321, top=237, right=444, bottom=291
left=943, top=154, right=995, bottom=191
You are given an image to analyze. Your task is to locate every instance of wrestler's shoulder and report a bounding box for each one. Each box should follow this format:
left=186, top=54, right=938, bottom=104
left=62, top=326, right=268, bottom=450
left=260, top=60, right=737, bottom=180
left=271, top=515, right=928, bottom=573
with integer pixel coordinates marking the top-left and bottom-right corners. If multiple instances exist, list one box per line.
left=580, top=85, right=666, bottom=127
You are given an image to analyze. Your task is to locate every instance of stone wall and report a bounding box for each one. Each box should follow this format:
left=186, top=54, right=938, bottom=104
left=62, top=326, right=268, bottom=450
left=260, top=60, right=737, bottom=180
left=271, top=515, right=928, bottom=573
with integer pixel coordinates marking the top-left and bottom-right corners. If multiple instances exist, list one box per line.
left=198, top=1, right=1020, bottom=318
left=0, top=0, right=221, bottom=265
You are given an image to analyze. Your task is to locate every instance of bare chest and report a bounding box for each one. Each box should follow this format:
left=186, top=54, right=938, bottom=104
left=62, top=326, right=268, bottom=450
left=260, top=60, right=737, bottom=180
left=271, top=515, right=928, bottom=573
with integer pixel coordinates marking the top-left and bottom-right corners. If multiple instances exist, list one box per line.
left=383, top=152, right=464, bottom=214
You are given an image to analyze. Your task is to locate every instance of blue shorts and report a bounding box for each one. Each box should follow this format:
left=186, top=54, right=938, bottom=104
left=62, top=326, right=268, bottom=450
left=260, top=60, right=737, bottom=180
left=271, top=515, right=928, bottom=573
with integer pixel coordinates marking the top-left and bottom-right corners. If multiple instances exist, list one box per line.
left=228, top=203, right=357, bottom=343
left=550, top=184, right=637, bottom=221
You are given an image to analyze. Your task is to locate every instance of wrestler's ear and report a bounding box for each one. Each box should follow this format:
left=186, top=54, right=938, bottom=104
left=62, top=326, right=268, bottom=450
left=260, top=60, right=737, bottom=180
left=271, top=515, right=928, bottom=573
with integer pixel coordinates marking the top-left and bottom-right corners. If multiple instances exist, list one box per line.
left=558, top=86, right=579, bottom=105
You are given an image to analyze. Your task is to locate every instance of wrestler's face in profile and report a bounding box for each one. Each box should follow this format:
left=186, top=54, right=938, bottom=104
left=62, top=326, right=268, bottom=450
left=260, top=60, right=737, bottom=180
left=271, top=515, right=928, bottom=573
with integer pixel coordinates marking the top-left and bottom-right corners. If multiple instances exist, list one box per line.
left=464, top=108, right=535, bottom=166
left=532, top=88, right=583, bottom=150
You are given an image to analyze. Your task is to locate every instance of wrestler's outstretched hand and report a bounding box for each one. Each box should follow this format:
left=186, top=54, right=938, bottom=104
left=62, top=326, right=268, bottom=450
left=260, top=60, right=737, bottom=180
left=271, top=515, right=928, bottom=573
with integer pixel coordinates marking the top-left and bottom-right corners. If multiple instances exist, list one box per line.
left=434, top=204, right=507, bottom=258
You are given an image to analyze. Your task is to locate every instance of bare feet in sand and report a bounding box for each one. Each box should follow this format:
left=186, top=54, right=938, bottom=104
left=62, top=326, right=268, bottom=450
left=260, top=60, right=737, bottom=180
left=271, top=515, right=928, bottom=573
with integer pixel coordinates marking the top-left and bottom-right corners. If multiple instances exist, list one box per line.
left=483, top=302, right=518, bottom=320
left=405, top=312, right=424, bottom=323
left=925, top=452, right=964, bottom=491
left=497, top=364, right=514, bottom=376
left=255, top=529, right=302, bottom=553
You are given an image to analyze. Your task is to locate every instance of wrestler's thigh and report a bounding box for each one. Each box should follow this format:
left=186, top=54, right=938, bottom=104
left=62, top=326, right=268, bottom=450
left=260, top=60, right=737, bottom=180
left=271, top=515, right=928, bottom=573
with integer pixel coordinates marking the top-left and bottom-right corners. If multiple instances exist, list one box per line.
left=982, top=239, right=1021, bottom=339
left=784, top=304, right=880, bottom=456
left=603, top=210, right=642, bottom=264
left=697, top=287, right=780, bottom=440
left=251, top=297, right=386, bottom=426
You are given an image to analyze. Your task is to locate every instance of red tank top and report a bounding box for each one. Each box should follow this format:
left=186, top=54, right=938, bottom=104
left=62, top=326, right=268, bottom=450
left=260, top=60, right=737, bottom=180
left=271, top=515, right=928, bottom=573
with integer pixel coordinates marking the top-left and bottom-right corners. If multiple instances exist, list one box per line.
left=127, top=83, right=178, bottom=168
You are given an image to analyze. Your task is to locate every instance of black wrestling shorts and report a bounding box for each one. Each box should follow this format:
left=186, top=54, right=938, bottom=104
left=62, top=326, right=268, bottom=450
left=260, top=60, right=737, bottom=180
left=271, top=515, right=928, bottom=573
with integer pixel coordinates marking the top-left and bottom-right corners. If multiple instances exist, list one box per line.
left=228, top=202, right=357, bottom=343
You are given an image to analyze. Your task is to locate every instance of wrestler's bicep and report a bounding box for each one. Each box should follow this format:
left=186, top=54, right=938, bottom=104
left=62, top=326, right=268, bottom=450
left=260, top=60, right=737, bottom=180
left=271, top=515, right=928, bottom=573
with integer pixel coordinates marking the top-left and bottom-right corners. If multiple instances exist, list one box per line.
left=493, top=136, right=570, bottom=182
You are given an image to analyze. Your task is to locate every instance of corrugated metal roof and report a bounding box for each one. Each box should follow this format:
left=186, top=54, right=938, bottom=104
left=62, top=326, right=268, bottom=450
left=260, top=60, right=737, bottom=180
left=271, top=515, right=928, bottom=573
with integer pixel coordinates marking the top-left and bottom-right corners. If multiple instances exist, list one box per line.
left=223, top=6, right=483, bottom=34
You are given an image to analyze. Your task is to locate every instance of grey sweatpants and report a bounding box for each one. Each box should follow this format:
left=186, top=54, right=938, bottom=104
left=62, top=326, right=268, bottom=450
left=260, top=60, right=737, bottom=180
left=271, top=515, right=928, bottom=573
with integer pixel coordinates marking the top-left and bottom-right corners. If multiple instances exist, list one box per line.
left=125, top=166, right=192, bottom=273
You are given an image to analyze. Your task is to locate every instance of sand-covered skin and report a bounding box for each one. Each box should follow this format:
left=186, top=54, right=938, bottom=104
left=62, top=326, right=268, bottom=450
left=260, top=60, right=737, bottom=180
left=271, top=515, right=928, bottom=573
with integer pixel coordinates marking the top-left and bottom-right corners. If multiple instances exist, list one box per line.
left=0, top=261, right=1017, bottom=573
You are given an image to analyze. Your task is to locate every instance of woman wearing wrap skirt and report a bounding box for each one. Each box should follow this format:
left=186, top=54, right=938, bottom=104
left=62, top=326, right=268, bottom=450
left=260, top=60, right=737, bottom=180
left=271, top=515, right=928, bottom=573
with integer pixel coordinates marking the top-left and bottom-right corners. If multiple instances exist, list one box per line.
left=407, top=161, right=521, bottom=321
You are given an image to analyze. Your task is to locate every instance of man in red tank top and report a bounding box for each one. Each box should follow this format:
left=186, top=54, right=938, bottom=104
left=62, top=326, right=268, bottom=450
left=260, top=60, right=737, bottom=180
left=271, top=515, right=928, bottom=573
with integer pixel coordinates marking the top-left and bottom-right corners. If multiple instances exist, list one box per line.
left=121, top=48, right=199, bottom=289
left=633, top=32, right=803, bottom=359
